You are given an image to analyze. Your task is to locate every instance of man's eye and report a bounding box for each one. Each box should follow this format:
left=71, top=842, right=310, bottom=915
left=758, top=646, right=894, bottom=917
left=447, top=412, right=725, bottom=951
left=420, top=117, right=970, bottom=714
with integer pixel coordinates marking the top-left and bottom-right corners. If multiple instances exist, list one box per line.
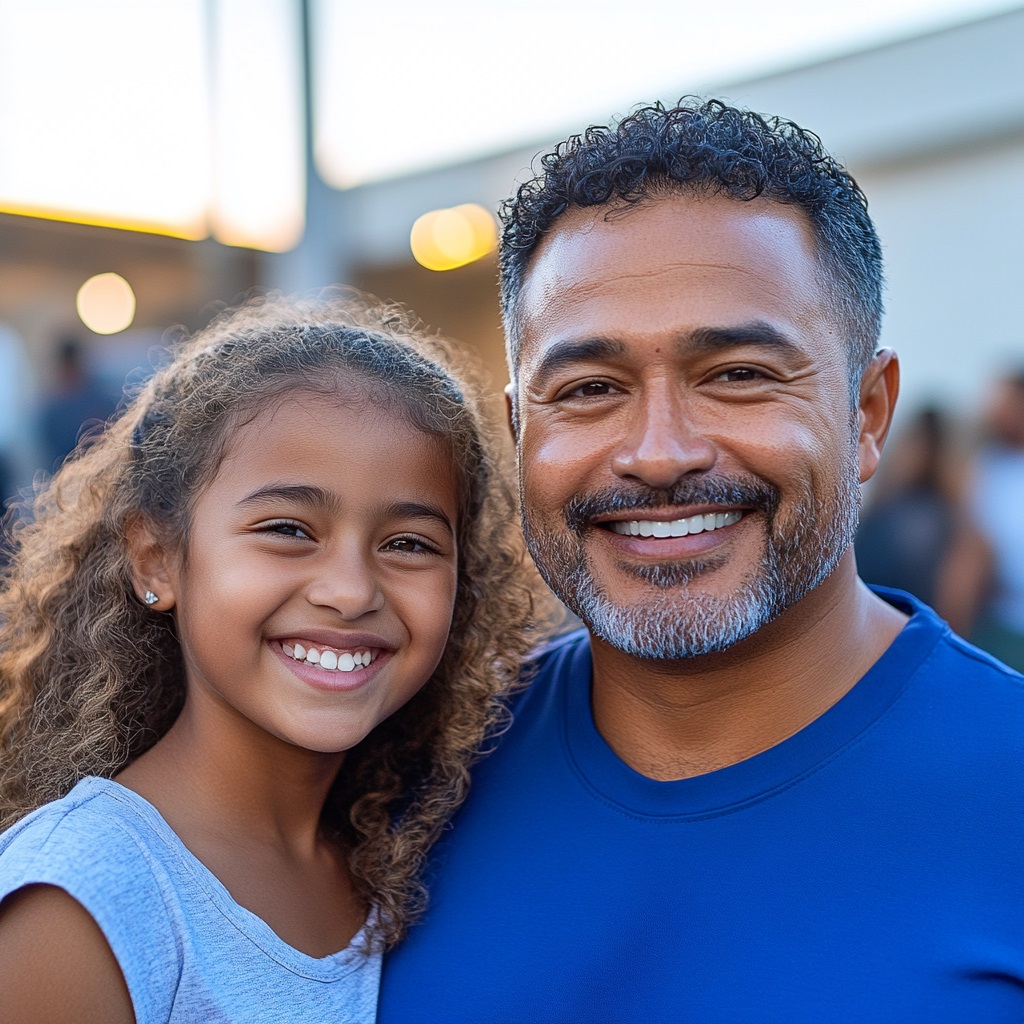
left=566, top=381, right=614, bottom=398
left=715, top=368, right=762, bottom=382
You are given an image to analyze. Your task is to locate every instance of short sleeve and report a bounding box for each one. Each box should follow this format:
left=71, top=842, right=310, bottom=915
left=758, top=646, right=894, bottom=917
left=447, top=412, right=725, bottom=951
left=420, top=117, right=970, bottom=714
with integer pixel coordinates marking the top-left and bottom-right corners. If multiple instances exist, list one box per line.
left=0, top=800, right=184, bottom=1024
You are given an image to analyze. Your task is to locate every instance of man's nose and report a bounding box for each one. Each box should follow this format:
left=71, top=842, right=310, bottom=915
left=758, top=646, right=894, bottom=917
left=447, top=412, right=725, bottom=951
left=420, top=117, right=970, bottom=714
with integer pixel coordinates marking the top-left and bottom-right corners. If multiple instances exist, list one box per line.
left=610, top=390, right=716, bottom=490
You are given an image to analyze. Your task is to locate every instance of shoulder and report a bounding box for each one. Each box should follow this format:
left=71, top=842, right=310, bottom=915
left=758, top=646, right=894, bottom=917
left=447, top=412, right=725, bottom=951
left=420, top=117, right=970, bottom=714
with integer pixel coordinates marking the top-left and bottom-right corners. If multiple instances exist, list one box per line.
left=0, top=883, right=135, bottom=1024
left=524, top=627, right=592, bottom=684
left=873, top=589, right=1024, bottom=770
left=501, top=627, right=592, bottom=716
left=929, top=628, right=1024, bottom=710
left=0, top=778, right=183, bottom=1023
left=876, top=585, right=1021, bottom=682
left=0, top=778, right=168, bottom=899
left=890, top=586, right=1023, bottom=686
left=477, top=628, right=592, bottom=755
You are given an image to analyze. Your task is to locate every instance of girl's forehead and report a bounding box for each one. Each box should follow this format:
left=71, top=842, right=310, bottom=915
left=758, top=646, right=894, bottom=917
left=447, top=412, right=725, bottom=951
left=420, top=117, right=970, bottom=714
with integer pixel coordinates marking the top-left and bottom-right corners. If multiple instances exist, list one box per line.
left=212, top=390, right=460, bottom=494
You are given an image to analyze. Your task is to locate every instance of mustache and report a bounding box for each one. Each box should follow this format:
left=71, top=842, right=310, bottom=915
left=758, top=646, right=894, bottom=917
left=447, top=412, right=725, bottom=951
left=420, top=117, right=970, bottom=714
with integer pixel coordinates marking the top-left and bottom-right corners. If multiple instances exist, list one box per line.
left=563, top=474, right=780, bottom=534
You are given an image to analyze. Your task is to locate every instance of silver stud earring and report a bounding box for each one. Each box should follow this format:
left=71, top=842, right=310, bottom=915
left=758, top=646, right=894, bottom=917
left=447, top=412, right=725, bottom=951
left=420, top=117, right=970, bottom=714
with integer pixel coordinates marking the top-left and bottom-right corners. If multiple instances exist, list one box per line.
left=144, top=590, right=159, bottom=606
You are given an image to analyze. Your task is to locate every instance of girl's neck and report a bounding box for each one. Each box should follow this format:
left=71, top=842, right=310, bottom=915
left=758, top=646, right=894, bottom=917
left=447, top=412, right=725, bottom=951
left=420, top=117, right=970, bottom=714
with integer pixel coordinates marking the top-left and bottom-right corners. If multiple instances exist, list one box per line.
left=115, top=698, right=366, bottom=957
left=117, top=698, right=346, bottom=852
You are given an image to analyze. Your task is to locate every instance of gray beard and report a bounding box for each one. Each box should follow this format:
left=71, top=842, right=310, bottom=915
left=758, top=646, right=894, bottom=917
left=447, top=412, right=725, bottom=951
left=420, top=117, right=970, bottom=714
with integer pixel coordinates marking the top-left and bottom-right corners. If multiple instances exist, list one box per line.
left=521, top=450, right=861, bottom=660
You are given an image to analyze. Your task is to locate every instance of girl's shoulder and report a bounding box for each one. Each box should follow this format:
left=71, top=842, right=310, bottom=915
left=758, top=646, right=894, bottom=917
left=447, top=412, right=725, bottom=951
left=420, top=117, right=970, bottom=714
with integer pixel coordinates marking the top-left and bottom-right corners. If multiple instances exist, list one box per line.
left=0, top=777, right=175, bottom=890
left=0, top=777, right=183, bottom=1024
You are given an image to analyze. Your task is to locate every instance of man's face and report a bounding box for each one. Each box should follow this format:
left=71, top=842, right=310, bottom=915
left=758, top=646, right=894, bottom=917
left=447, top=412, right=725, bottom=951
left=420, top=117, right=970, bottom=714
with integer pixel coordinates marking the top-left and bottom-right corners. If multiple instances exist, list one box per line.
left=513, top=192, right=865, bottom=659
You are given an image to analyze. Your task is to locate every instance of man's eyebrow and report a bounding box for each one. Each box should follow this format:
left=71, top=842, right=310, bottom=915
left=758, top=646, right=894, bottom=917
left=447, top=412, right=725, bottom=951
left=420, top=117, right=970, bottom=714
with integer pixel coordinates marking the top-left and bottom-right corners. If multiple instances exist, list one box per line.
left=528, top=337, right=626, bottom=386
left=685, top=323, right=804, bottom=356
left=237, top=484, right=340, bottom=513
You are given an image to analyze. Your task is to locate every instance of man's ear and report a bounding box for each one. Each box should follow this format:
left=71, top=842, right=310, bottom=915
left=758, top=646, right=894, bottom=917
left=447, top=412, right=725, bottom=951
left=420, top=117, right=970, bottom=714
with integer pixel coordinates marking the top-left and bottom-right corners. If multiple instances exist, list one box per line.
left=857, top=349, right=900, bottom=485
left=125, top=516, right=177, bottom=612
left=504, top=381, right=519, bottom=441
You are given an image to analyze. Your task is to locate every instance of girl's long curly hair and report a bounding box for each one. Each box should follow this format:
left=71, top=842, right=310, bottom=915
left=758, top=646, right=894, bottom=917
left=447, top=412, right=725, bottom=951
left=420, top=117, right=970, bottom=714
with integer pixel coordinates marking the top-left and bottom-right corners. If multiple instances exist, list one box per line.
left=0, top=293, right=546, bottom=948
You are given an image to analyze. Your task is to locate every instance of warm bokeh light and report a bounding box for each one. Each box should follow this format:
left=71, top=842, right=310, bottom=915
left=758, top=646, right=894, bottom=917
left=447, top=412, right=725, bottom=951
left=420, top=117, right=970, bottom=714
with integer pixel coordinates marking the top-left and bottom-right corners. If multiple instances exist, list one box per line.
left=410, top=204, right=498, bottom=271
left=76, top=273, right=137, bottom=335
left=0, top=0, right=304, bottom=252
left=208, top=0, right=305, bottom=252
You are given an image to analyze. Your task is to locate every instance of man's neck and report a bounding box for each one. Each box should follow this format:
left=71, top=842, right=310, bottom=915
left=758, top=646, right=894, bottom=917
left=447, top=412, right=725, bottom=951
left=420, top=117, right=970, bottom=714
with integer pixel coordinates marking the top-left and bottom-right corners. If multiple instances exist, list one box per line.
left=589, top=559, right=908, bottom=781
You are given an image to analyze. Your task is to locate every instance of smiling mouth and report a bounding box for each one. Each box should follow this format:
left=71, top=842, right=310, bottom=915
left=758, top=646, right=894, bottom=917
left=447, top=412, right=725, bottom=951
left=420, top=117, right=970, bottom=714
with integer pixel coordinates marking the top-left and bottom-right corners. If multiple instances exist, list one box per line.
left=280, top=642, right=378, bottom=673
left=607, top=509, right=745, bottom=538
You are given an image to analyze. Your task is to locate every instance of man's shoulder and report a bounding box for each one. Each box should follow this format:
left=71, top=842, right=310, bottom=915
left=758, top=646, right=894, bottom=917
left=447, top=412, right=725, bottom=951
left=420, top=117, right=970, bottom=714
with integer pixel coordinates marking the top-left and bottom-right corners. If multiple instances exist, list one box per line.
left=874, top=584, right=1023, bottom=688
left=526, top=625, right=592, bottom=673
left=512, top=627, right=592, bottom=703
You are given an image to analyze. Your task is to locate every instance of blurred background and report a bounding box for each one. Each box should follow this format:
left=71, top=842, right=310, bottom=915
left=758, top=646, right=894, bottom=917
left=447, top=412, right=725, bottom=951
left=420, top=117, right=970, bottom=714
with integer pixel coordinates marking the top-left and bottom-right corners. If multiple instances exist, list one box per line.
left=0, top=0, right=1022, bottom=659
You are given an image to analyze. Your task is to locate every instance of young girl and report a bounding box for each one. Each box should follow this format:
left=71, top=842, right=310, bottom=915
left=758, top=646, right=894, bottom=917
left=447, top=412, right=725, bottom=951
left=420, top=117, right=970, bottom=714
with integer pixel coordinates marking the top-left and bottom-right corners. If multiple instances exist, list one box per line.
left=0, top=295, right=540, bottom=1023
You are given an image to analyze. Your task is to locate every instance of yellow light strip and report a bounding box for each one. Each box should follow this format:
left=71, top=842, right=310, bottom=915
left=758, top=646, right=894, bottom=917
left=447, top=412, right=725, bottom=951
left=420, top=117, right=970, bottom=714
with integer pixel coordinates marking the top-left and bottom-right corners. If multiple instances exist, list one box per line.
left=0, top=202, right=208, bottom=241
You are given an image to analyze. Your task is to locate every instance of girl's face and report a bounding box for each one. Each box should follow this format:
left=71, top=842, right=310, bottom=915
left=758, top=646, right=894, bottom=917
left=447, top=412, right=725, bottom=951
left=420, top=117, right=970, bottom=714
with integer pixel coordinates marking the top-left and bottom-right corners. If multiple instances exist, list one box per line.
left=148, top=388, right=461, bottom=757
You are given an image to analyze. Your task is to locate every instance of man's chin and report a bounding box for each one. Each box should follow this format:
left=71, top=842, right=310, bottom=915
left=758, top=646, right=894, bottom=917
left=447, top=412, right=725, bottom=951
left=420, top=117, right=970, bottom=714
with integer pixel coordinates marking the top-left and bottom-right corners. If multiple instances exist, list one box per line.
left=573, top=587, right=779, bottom=660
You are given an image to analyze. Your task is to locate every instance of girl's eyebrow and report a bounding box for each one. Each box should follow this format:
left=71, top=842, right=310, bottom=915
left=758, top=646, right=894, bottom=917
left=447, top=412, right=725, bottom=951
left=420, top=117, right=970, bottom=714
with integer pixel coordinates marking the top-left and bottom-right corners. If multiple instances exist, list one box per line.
left=237, top=487, right=455, bottom=534
left=237, top=484, right=341, bottom=514
left=385, top=500, right=455, bottom=536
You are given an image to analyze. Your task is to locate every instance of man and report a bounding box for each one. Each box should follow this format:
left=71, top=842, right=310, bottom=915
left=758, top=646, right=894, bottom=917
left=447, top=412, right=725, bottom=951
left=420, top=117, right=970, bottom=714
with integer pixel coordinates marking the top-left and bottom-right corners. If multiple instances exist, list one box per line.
left=379, top=99, right=1024, bottom=1021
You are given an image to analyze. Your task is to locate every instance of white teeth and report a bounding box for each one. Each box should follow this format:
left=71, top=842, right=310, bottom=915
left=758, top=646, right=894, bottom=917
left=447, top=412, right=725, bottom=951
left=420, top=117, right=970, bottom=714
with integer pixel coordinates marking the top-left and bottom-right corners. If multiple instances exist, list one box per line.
left=281, top=642, right=376, bottom=673
left=610, top=509, right=743, bottom=537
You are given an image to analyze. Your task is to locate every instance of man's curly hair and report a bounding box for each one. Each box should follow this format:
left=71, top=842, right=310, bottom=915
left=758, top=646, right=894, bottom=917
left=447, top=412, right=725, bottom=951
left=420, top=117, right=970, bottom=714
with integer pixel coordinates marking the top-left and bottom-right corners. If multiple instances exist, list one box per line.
left=499, top=97, right=883, bottom=389
left=0, top=292, right=544, bottom=949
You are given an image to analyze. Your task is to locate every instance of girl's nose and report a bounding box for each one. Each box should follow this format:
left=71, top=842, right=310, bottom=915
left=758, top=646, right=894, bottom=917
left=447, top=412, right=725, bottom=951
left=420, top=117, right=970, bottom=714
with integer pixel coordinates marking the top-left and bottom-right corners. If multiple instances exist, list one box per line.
left=305, top=548, right=385, bottom=620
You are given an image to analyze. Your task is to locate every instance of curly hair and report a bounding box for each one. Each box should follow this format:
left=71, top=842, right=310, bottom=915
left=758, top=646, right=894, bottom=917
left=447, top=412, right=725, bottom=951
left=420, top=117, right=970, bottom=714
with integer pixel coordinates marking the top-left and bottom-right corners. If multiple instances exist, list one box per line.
left=500, top=97, right=883, bottom=390
left=0, top=292, right=545, bottom=949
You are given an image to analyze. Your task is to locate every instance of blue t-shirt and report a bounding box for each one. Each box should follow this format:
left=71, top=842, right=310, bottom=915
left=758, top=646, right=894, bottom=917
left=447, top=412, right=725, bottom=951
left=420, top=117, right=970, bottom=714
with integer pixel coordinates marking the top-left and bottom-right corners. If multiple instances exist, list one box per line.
left=380, top=591, right=1024, bottom=1022
left=0, top=777, right=380, bottom=1024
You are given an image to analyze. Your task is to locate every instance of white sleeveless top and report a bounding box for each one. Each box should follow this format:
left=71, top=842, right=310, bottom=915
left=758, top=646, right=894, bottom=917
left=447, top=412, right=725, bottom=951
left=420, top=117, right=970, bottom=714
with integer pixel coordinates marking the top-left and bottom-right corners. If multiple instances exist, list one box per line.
left=0, top=776, right=380, bottom=1023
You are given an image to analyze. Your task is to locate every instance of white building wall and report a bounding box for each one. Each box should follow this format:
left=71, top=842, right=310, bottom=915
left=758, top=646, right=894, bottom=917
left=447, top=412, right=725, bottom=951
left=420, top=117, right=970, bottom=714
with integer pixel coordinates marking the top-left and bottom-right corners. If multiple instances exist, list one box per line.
left=717, top=6, right=1024, bottom=424
left=859, top=135, right=1024, bottom=423
left=335, top=8, right=1024, bottom=422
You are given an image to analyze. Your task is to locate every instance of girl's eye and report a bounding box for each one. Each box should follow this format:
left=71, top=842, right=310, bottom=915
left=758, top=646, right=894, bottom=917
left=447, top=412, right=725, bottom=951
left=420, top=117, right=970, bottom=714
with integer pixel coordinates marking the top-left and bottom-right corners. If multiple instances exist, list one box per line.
left=384, top=536, right=436, bottom=555
left=260, top=520, right=312, bottom=540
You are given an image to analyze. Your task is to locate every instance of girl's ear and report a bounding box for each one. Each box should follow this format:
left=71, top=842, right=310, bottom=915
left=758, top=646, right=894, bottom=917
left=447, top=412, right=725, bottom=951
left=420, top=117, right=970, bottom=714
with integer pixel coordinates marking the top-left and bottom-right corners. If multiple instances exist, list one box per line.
left=857, top=348, right=900, bottom=485
left=125, top=516, right=177, bottom=612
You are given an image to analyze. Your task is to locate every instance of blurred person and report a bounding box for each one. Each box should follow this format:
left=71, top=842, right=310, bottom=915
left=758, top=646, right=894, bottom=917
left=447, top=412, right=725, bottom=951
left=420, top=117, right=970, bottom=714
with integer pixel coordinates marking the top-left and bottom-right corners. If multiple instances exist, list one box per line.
left=855, top=404, right=960, bottom=605
left=0, top=324, right=39, bottom=509
left=380, top=99, right=1024, bottom=1021
left=38, top=336, right=116, bottom=471
left=938, top=368, right=1024, bottom=670
left=0, top=296, right=539, bottom=1023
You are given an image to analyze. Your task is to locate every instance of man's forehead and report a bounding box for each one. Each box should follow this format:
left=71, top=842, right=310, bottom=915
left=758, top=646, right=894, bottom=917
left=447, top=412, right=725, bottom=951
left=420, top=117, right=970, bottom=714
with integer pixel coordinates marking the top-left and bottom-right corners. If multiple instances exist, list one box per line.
left=527, top=192, right=815, bottom=271
left=515, top=193, right=829, bottom=365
